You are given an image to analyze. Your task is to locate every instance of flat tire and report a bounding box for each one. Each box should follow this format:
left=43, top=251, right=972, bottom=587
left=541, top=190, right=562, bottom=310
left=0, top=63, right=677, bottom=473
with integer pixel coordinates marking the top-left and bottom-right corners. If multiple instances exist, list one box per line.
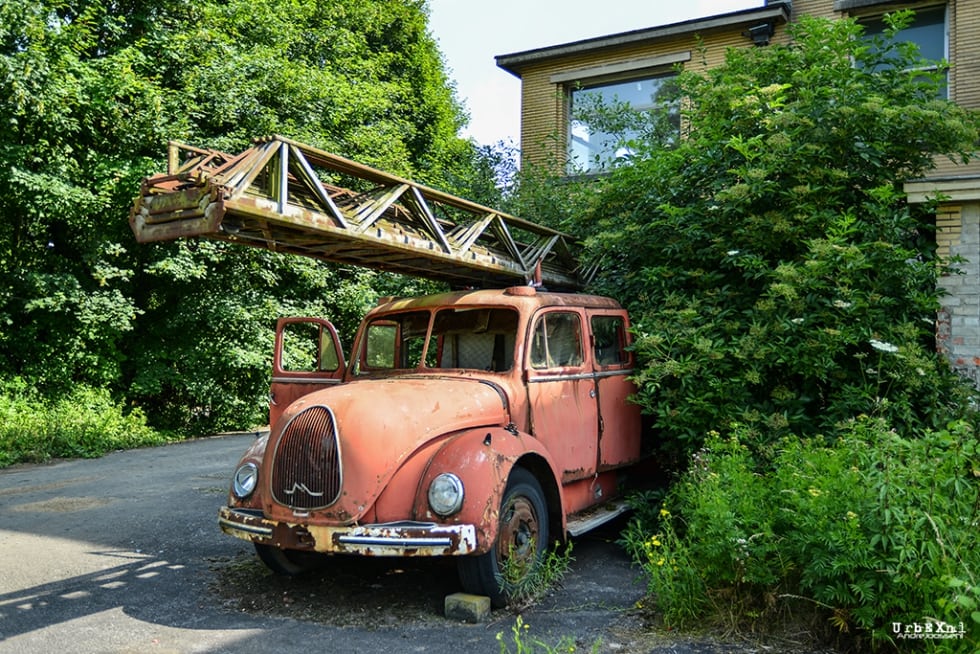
left=457, top=467, right=549, bottom=607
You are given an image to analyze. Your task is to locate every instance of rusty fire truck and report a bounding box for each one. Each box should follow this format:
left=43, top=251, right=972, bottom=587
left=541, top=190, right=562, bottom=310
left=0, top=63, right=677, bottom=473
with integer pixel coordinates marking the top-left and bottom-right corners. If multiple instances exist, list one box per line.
left=130, top=136, right=647, bottom=606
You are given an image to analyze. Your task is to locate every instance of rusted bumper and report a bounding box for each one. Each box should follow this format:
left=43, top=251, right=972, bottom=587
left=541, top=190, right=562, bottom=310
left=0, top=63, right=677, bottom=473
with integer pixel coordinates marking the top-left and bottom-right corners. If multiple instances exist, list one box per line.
left=218, top=506, right=477, bottom=556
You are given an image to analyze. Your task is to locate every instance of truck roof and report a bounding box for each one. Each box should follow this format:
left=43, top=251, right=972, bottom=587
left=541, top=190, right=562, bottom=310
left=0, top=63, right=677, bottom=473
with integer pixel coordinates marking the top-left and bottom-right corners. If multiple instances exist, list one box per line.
left=370, top=286, right=625, bottom=314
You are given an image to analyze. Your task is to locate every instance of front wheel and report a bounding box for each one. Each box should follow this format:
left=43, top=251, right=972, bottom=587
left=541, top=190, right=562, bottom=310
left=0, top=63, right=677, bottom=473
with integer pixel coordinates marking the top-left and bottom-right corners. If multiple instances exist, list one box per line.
left=254, top=543, right=327, bottom=576
left=457, top=467, right=550, bottom=607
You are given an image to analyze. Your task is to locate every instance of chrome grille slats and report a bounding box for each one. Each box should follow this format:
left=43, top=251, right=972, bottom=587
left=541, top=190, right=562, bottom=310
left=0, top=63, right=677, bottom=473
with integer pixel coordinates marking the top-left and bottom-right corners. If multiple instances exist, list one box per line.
left=271, top=405, right=342, bottom=509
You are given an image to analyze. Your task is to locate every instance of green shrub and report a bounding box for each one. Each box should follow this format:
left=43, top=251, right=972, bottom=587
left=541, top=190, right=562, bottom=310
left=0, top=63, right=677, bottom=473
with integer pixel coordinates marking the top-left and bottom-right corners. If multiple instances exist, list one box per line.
left=631, top=421, right=980, bottom=650
left=576, top=13, right=980, bottom=466
left=0, top=378, right=170, bottom=467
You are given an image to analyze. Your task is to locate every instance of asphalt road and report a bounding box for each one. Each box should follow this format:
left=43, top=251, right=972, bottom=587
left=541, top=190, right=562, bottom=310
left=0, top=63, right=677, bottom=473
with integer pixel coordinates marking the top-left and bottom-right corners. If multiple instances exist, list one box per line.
left=0, top=434, right=768, bottom=654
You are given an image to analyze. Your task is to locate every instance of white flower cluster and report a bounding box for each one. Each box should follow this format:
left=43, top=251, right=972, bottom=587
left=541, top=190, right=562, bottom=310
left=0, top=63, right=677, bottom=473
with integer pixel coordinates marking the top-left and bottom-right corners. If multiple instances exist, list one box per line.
left=869, top=339, right=899, bottom=353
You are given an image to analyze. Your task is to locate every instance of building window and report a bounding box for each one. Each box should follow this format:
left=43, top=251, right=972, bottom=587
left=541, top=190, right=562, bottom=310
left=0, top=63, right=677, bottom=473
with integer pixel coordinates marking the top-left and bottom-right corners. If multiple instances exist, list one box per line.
left=860, top=6, right=947, bottom=95
left=567, top=73, right=680, bottom=174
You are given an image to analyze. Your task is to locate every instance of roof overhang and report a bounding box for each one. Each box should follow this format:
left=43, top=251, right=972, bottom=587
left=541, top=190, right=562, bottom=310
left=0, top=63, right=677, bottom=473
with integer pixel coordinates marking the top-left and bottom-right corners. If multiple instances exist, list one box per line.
left=496, top=1, right=793, bottom=78
left=905, top=175, right=980, bottom=204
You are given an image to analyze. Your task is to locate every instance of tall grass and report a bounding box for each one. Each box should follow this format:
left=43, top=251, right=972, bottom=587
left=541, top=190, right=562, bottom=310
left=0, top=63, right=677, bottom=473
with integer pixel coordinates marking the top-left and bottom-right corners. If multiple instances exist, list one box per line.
left=0, top=378, right=170, bottom=467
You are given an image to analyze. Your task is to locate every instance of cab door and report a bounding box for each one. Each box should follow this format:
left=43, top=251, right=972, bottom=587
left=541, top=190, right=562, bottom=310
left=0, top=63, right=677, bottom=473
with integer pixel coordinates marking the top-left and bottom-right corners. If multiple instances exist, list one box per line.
left=525, top=309, right=600, bottom=483
left=587, top=310, right=642, bottom=469
left=269, top=317, right=345, bottom=428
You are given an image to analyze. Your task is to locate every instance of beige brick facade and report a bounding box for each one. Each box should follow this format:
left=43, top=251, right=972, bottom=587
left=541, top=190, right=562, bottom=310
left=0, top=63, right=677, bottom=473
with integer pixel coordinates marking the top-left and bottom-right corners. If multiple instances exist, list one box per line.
left=499, top=1, right=977, bottom=169
left=499, top=7, right=782, bottom=170
left=936, top=205, right=963, bottom=259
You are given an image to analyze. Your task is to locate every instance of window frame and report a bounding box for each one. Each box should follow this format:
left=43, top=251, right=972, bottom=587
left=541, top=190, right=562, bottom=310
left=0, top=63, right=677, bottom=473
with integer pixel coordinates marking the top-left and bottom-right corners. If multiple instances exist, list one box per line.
left=553, top=51, right=690, bottom=176
left=529, top=311, right=585, bottom=370
left=856, top=3, right=949, bottom=97
left=565, top=72, right=680, bottom=174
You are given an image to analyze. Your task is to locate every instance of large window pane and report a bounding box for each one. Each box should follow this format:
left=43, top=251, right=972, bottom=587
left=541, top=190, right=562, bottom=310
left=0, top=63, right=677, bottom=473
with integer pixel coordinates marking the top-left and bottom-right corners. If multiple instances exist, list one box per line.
left=568, top=74, right=679, bottom=174
left=861, top=6, right=946, bottom=63
left=860, top=6, right=948, bottom=99
left=861, top=6, right=947, bottom=97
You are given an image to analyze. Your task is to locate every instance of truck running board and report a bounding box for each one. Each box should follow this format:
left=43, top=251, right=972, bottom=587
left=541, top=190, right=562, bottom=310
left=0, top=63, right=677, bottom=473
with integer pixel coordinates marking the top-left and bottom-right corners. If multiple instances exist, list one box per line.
left=566, top=499, right=632, bottom=537
left=129, top=135, right=595, bottom=291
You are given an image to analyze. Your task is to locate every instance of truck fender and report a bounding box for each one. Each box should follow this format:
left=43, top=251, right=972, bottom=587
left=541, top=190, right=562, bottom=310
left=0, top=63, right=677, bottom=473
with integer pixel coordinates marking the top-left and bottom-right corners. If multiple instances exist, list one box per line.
left=414, top=426, right=564, bottom=555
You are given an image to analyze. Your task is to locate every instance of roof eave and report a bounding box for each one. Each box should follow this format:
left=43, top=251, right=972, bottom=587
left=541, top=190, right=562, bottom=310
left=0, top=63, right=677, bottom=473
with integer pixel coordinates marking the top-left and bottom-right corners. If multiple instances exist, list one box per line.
left=495, top=1, right=793, bottom=77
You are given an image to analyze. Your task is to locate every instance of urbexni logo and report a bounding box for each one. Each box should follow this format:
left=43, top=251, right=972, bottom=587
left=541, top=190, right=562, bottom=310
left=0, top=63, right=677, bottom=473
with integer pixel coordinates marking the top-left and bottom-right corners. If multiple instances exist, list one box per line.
left=283, top=482, right=324, bottom=497
left=892, top=620, right=965, bottom=640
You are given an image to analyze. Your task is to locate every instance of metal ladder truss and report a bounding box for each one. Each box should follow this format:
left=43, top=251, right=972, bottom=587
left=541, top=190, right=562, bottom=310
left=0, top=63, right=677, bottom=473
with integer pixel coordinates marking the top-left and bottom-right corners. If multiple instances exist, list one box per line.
left=130, top=135, right=595, bottom=291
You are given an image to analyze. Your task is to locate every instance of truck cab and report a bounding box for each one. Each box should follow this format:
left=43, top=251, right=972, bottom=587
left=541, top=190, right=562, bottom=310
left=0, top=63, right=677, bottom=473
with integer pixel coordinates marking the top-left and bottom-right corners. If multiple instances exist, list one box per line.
left=218, top=286, right=643, bottom=606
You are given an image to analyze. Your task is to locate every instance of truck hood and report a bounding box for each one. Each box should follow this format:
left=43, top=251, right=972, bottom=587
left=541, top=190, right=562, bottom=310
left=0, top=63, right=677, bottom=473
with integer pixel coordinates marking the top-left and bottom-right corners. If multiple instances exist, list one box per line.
left=266, top=376, right=510, bottom=522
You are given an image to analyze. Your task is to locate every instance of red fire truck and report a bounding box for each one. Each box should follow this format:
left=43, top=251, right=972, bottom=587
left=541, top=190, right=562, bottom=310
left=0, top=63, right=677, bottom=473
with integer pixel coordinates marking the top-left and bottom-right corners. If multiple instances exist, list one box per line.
left=131, top=137, right=646, bottom=605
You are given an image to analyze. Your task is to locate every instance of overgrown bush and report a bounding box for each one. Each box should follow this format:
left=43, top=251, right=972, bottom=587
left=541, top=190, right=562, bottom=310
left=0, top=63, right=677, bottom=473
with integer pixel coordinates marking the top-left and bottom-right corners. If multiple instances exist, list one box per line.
left=625, top=422, right=980, bottom=650
left=577, top=11, right=980, bottom=648
left=0, top=378, right=169, bottom=467
left=577, top=13, right=980, bottom=467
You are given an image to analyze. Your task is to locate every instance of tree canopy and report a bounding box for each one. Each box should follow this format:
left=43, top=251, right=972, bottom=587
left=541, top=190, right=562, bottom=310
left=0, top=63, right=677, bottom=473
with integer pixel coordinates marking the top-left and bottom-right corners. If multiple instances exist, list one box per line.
left=0, top=0, right=477, bottom=434
left=577, top=15, right=980, bottom=642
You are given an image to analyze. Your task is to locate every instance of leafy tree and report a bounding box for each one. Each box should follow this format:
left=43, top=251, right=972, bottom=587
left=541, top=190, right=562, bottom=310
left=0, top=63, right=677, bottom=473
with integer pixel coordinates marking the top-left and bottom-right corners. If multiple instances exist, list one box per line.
left=0, top=0, right=171, bottom=391
left=0, top=0, right=480, bottom=435
left=576, top=13, right=980, bottom=464
left=120, top=0, right=469, bottom=433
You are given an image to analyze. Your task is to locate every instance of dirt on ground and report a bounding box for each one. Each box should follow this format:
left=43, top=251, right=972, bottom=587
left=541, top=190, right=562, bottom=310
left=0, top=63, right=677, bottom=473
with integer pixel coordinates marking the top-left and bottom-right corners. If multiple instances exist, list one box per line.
left=208, top=551, right=461, bottom=628
left=207, top=546, right=843, bottom=654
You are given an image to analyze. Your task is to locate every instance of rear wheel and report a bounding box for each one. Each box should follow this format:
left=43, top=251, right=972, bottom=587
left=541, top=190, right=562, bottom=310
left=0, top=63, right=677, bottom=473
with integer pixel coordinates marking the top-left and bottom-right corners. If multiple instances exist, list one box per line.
left=254, top=543, right=326, bottom=576
left=457, top=467, right=549, bottom=607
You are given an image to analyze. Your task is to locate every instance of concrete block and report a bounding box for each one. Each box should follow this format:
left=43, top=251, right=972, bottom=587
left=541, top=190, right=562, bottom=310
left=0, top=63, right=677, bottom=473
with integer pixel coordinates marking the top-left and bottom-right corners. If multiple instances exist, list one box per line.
left=444, top=592, right=491, bottom=623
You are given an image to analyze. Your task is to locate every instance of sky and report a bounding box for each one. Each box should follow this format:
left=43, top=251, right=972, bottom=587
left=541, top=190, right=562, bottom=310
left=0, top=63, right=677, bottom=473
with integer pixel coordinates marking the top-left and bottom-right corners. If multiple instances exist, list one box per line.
left=427, top=0, right=763, bottom=146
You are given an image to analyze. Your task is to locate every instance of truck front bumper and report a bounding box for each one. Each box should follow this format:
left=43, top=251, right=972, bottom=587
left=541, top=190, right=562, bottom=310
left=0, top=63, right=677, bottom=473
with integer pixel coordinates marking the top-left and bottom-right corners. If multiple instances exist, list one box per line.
left=218, top=506, right=478, bottom=556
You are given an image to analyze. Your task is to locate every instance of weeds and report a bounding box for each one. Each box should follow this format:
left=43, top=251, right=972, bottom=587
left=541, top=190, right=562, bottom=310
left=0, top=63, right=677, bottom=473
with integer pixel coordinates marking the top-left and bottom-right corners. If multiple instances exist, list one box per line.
left=498, top=540, right=574, bottom=611
left=496, top=615, right=594, bottom=654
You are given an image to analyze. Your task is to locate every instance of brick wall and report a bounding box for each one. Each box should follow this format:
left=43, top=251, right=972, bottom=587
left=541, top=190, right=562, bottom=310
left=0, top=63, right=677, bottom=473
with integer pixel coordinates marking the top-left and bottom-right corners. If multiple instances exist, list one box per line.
left=937, top=202, right=980, bottom=384
left=516, top=1, right=978, bottom=169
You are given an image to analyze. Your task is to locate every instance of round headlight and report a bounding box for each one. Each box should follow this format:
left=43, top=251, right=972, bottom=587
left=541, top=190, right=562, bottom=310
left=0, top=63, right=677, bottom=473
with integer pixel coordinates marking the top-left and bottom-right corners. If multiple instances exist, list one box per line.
left=428, top=473, right=464, bottom=517
left=232, top=462, right=259, bottom=498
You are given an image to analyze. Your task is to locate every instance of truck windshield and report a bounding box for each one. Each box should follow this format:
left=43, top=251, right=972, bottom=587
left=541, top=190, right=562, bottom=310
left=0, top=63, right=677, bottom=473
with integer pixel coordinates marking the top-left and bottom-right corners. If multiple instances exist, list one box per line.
left=354, top=307, right=519, bottom=375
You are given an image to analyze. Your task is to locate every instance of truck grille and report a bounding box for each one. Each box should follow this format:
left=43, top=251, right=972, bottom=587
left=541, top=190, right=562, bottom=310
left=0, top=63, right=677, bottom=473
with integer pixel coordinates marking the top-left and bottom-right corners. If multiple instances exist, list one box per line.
left=271, top=405, right=342, bottom=510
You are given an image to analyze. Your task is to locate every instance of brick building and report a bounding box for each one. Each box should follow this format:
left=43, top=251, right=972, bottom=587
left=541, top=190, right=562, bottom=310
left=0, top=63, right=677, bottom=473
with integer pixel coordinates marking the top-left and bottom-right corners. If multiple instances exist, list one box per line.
left=496, top=0, right=980, bottom=382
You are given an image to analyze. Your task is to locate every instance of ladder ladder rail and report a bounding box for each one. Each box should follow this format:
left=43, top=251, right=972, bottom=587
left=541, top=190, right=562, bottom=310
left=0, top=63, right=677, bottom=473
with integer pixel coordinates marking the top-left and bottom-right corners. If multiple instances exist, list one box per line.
left=130, top=135, right=594, bottom=291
